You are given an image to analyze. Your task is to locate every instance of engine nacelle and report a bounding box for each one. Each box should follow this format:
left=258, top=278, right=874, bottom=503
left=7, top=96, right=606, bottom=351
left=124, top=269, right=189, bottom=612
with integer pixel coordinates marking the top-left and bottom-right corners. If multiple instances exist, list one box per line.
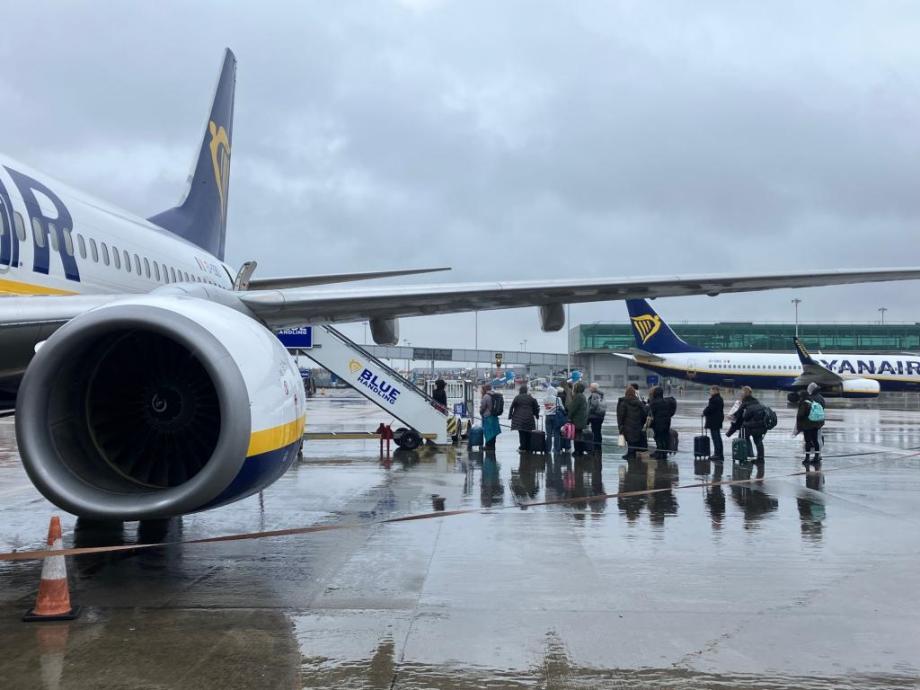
left=369, top=318, right=399, bottom=346
left=539, top=304, right=565, bottom=332
left=839, top=377, right=881, bottom=398
left=15, top=295, right=305, bottom=520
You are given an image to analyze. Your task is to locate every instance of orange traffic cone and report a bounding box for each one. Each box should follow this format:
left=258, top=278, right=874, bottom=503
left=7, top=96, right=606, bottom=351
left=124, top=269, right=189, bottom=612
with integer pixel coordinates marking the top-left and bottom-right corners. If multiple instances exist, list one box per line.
left=23, top=516, right=80, bottom=622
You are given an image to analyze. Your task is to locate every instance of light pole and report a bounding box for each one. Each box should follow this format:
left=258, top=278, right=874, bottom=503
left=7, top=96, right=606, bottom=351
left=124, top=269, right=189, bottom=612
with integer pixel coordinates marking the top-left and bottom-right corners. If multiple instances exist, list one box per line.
left=474, top=311, right=479, bottom=383
left=879, top=307, right=888, bottom=325
left=566, top=304, right=572, bottom=378
left=404, top=340, right=412, bottom=377
left=791, top=298, right=802, bottom=337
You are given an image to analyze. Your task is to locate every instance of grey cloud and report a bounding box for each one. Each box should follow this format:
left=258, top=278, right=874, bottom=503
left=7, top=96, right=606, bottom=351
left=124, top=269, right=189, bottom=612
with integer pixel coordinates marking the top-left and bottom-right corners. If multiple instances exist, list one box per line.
left=2, top=1, right=920, bottom=352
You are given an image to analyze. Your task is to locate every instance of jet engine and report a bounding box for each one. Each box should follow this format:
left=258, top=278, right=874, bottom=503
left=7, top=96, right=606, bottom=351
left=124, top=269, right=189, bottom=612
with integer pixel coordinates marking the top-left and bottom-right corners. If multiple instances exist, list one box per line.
left=837, top=378, right=881, bottom=398
left=15, top=295, right=305, bottom=520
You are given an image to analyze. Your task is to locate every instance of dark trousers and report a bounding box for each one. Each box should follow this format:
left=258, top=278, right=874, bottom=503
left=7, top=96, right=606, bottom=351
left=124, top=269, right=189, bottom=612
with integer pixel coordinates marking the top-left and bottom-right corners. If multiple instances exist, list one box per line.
left=709, top=427, right=724, bottom=459
left=746, top=432, right=765, bottom=461
left=517, top=430, right=529, bottom=451
left=803, top=428, right=821, bottom=455
left=545, top=416, right=562, bottom=453
left=589, top=418, right=604, bottom=453
left=654, top=430, right=670, bottom=458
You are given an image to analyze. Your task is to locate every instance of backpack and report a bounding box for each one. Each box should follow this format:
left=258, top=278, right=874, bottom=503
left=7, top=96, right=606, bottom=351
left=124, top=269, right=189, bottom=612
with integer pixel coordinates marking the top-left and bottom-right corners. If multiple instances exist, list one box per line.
left=589, top=392, right=605, bottom=418
left=763, top=406, right=778, bottom=430
left=490, top=392, right=505, bottom=416
left=807, top=400, right=825, bottom=423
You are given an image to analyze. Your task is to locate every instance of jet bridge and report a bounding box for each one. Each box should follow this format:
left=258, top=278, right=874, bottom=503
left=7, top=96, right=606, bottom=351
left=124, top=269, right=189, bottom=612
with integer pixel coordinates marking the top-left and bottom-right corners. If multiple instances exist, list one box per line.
left=288, top=325, right=451, bottom=445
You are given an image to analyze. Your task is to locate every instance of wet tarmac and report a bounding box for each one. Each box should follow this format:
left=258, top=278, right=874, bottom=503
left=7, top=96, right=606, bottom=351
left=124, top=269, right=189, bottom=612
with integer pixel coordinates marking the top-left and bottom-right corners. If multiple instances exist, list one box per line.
left=0, top=393, right=919, bottom=688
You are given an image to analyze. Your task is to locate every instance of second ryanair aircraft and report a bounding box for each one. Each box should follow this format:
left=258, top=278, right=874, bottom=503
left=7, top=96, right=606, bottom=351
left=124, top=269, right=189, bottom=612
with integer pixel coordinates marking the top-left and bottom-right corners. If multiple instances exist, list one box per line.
left=621, top=299, right=920, bottom=399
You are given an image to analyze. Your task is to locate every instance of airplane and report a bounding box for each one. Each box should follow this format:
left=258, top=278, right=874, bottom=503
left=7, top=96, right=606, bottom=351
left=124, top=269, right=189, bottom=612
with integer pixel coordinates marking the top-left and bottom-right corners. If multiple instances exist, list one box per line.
left=620, top=298, right=920, bottom=399
left=3, top=49, right=920, bottom=522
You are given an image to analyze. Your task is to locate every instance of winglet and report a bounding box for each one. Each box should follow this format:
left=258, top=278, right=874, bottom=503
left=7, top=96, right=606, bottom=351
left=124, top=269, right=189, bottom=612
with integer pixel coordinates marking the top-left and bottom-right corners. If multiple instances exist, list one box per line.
left=793, top=337, right=817, bottom=366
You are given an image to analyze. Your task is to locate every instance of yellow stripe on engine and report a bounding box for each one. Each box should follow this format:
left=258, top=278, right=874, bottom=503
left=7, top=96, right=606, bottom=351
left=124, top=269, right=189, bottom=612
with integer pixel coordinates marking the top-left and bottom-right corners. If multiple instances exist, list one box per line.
left=0, top=277, right=78, bottom=296
left=246, top=415, right=306, bottom=457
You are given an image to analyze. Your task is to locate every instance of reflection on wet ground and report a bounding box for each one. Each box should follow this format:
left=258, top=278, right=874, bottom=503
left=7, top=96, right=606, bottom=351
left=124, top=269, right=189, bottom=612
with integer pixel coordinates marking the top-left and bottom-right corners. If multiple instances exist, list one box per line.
left=0, top=395, right=919, bottom=688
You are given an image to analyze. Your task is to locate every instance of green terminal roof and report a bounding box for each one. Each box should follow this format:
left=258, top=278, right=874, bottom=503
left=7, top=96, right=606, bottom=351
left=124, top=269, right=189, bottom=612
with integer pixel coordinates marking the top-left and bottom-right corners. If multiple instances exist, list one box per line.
left=575, top=322, right=920, bottom=353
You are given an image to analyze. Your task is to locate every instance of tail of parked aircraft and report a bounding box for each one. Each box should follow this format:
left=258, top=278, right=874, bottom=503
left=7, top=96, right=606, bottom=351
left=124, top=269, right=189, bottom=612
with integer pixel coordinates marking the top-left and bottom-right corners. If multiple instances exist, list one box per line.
left=625, top=299, right=708, bottom=354
left=148, top=49, right=236, bottom=260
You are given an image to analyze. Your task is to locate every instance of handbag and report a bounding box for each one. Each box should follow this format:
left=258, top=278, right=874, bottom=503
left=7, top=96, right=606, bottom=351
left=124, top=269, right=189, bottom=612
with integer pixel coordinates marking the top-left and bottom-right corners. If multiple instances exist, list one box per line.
left=561, top=422, right=576, bottom=440
left=618, top=434, right=626, bottom=447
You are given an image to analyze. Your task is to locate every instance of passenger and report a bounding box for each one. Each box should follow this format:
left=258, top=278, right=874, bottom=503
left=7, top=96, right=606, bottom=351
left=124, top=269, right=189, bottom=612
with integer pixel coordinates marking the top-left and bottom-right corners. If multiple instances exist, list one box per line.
left=509, top=385, right=540, bottom=452
left=480, top=384, right=501, bottom=450
left=701, top=385, right=725, bottom=461
left=568, top=382, right=589, bottom=456
left=647, top=386, right=676, bottom=459
left=616, top=385, right=647, bottom=460
left=432, top=378, right=448, bottom=411
left=587, top=382, right=607, bottom=453
left=727, top=386, right=767, bottom=463
left=544, top=386, right=567, bottom=453
left=795, top=389, right=825, bottom=466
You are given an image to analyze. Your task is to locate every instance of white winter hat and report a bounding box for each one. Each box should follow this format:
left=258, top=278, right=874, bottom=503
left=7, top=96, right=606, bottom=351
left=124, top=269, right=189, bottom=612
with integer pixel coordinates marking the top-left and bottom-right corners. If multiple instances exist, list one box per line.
left=807, top=382, right=820, bottom=394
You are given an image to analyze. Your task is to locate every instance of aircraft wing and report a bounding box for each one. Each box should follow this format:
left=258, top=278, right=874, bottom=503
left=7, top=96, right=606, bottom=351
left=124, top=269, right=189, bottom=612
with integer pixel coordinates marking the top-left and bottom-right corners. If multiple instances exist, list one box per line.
left=238, top=267, right=920, bottom=328
left=791, top=336, right=843, bottom=386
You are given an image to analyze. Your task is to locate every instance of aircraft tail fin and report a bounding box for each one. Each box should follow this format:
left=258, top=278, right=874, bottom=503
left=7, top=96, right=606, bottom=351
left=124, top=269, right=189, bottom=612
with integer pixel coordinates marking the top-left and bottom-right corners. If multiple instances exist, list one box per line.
left=148, top=48, right=236, bottom=260
left=625, top=299, right=708, bottom=354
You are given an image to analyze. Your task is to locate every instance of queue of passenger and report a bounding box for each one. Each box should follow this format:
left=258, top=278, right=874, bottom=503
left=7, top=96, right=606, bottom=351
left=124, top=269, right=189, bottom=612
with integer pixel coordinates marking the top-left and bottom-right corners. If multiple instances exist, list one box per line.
left=477, top=377, right=822, bottom=467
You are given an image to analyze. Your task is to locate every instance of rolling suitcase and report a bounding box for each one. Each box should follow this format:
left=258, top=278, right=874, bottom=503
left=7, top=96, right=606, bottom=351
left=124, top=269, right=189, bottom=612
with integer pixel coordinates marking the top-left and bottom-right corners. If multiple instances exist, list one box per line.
left=468, top=425, right=484, bottom=449
left=669, top=428, right=679, bottom=452
left=694, top=421, right=711, bottom=460
left=527, top=430, right=547, bottom=453
left=731, top=431, right=750, bottom=463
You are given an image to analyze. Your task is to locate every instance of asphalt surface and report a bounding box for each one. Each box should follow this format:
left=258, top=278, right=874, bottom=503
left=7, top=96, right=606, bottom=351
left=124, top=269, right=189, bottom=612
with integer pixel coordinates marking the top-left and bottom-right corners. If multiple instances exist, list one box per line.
left=0, top=392, right=919, bottom=689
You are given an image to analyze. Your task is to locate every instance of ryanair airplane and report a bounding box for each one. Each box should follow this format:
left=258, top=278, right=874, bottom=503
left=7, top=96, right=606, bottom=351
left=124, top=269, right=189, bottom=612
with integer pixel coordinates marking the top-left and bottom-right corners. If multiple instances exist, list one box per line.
left=622, top=299, right=920, bottom=399
left=3, top=50, right=920, bottom=522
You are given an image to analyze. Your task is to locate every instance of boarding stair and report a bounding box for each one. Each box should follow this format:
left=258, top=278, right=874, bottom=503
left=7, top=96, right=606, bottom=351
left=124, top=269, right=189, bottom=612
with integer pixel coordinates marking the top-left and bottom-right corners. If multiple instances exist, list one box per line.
left=299, top=325, right=451, bottom=445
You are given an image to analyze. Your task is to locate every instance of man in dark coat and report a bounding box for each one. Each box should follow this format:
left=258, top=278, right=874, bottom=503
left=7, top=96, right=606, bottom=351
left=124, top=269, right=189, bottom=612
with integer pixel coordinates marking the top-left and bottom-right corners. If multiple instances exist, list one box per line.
left=647, top=386, right=676, bottom=459
left=509, top=385, right=540, bottom=451
left=727, top=386, right=766, bottom=462
left=432, top=379, right=448, bottom=411
left=701, top=385, right=725, bottom=461
left=616, top=386, right=647, bottom=459
left=587, top=382, right=606, bottom=453
left=567, top=382, right=589, bottom=456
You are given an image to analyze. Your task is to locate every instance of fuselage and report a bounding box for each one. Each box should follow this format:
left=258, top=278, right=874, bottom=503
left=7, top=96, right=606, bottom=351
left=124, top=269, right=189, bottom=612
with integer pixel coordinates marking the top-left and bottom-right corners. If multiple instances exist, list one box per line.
left=633, top=351, right=920, bottom=393
left=0, top=154, right=234, bottom=298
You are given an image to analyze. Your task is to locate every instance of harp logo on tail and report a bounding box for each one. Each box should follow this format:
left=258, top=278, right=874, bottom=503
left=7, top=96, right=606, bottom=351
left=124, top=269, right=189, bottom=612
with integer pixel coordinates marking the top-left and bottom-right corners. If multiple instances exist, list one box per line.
left=631, top=314, right=662, bottom=344
left=208, top=120, right=231, bottom=221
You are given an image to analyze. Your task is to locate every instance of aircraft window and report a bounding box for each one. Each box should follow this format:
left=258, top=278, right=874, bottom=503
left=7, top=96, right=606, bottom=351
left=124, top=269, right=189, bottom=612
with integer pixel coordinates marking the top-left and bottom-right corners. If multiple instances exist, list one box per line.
left=143, top=257, right=150, bottom=278
left=133, top=254, right=141, bottom=275
left=48, top=223, right=59, bottom=252
left=63, top=229, right=74, bottom=256
left=14, top=212, right=26, bottom=242
left=153, top=262, right=160, bottom=281
left=170, top=267, right=177, bottom=282
left=101, top=242, right=110, bottom=266
left=90, top=238, right=98, bottom=262
left=112, top=246, right=121, bottom=269
left=0, top=209, right=5, bottom=236
left=77, top=234, right=86, bottom=259
left=32, top=218, right=45, bottom=248
left=123, top=250, right=130, bottom=272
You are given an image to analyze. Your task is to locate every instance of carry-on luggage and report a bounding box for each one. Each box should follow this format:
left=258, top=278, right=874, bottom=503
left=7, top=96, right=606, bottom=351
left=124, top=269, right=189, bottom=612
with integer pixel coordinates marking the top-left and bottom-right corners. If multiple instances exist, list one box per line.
left=527, top=429, right=547, bottom=453
left=732, top=431, right=750, bottom=463
left=468, top=425, right=484, bottom=449
left=669, top=428, right=679, bottom=452
left=694, top=421, right=711, bottom=460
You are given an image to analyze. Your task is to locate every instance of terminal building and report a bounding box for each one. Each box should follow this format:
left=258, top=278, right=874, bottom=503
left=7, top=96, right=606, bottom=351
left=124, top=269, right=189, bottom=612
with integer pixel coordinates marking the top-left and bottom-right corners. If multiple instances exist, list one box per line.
left=572, top=321, right=920, bottom=391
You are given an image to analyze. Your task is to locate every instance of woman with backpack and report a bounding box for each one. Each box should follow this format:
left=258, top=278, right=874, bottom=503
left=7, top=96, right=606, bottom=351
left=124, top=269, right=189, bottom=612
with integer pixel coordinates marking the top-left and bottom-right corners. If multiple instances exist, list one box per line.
left=795, top=388, right=825, bottom=466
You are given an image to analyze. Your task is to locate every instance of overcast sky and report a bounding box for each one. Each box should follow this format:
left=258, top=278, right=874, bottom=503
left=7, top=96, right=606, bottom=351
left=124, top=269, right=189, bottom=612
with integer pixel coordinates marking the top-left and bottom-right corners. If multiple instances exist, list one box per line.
left=3, top=1, right=920, bottom=353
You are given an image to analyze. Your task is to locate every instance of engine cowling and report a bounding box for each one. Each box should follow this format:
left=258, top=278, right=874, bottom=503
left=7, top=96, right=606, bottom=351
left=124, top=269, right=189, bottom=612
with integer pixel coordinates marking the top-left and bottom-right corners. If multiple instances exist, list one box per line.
left=369, top=318, right=399, bottom=346
left=839, top=377, right=881, bottom=398
left=15, top=295, right=305, bottom=520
